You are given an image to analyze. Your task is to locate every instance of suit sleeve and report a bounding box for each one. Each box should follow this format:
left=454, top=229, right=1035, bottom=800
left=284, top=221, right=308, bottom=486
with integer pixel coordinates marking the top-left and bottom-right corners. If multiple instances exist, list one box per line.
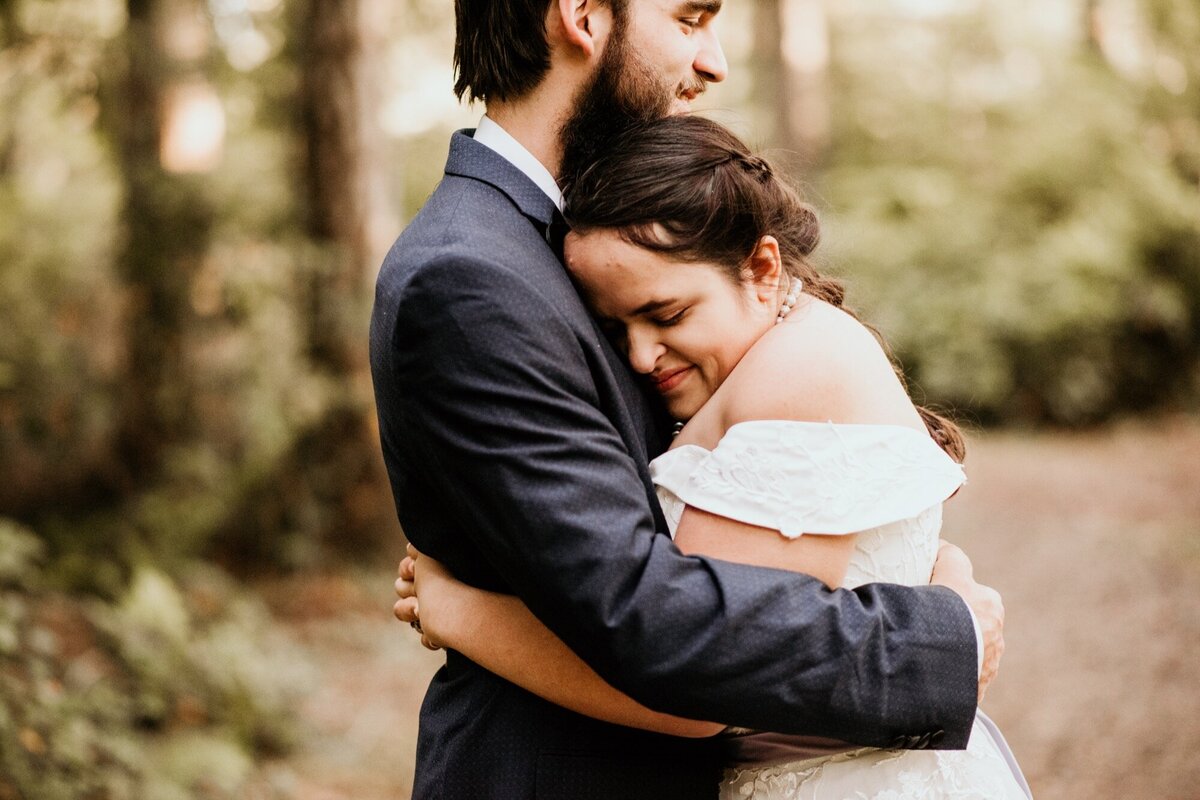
left=380, top=255, right=979, bottom=748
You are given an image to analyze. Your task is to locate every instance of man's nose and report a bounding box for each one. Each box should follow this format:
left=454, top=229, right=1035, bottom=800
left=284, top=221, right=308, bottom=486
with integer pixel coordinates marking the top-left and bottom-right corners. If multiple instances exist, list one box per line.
left=695, top=30, right=728, bottom=84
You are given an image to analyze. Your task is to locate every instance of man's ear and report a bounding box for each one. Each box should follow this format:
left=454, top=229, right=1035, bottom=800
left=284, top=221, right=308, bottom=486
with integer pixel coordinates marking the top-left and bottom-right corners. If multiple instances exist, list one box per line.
left=552, top=0, right=603, bottom=58
left=745, top=235, right=785, bottom=303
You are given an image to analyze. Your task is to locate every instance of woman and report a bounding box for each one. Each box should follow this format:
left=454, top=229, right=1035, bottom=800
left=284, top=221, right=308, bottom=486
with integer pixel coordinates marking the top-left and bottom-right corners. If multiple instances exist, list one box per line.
left=402, top=116, right=1030, bottom=798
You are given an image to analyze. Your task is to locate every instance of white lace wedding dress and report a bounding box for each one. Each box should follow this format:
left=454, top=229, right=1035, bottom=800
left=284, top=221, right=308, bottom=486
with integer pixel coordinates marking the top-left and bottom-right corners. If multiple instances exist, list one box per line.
left=650, top=420, right=1031, bottom=800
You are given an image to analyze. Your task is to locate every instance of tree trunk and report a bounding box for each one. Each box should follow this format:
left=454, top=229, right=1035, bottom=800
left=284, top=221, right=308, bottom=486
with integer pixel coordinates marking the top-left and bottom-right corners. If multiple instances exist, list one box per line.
left=0, top=0, right=20, bottom=176
left=298, top=0, right=385, bottom=372
left=111, top=0, right=214, bottom=484
left=0, top=0, right=19, bottom=48
left=754, top=0, right=832, bottom=176
left=752, top=0, right=786, bottom=150
left=1083, top=0, right=1105, bottom=55
left=234, top=0, right=400, bottom=563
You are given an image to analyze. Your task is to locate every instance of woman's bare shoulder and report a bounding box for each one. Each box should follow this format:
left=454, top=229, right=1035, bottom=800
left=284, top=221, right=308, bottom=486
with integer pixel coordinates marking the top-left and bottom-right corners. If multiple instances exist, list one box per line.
left=718, top=299, right=923, bottom=430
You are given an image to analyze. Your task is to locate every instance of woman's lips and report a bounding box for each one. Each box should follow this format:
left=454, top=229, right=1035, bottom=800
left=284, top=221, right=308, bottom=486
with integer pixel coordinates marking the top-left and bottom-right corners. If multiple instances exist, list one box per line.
left=653, top=366, right=693, bottom=393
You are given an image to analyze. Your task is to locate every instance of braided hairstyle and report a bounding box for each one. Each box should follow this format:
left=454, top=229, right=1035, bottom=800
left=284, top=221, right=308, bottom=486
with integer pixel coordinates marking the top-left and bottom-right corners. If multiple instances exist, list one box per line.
left=563, top=115, right=965, bottom=462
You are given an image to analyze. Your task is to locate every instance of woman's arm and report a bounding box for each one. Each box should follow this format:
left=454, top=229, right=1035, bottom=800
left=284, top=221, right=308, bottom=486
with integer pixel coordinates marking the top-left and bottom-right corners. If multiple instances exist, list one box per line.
left=672, top=508, right=857, bottom=589
left=401, top=302, right=931, bottom=734
left=412, top=553, right=723, bottom=738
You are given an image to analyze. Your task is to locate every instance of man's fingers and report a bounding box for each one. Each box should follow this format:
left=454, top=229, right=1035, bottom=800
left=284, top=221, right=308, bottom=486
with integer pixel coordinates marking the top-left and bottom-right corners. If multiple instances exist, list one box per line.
left=407, top=542, right=420, bottom=560
left=979, top=585, right=1005, bottom=626
left=931, top=546, right=1006, bottom=704
left=933, top=541, right=973, bottom=578
left=975, top=585, right=1005, bottom=704
left=978, top=637, right=1002, bottom=703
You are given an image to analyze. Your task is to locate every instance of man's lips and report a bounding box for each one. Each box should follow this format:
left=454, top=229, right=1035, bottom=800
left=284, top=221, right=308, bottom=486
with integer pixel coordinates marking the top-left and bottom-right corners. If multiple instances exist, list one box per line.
left=653, top=366, right=693, bottom=393
left=678, top=82, right=706, bottom=103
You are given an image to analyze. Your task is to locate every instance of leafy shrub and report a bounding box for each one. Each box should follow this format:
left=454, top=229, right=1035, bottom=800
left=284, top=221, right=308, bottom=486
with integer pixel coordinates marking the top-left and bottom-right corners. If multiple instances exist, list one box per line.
left=820, top=41, right=1200, bottom=424
left=0, top=520, right=311, bottom=800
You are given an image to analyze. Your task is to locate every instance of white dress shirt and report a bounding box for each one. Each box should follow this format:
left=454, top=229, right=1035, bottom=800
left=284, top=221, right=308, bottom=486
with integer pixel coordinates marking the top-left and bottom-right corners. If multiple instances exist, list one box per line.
left=473, top=114, right=563, bottom=211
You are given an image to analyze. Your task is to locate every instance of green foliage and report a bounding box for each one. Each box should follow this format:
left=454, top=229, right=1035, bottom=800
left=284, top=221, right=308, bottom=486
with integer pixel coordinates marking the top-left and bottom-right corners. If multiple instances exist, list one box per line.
left=819, top=15, right=1200, bottom=424
left=0, top=2, right=124, bottom=513
left=0, top=520, right=309, bottom=800
left=0, top=0, right=391, bottom=575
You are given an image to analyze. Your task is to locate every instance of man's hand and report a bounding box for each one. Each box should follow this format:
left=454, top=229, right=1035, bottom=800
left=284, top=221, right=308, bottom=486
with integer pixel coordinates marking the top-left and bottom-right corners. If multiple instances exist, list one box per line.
left=930, top=541, right=1004, bottom=703
left=394, top=543, right=439, bottom=650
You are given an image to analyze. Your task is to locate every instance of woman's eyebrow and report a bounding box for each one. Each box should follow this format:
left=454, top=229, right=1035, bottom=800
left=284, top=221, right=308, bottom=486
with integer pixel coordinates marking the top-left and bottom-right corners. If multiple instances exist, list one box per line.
left=631, top=298, right=678, bottom=316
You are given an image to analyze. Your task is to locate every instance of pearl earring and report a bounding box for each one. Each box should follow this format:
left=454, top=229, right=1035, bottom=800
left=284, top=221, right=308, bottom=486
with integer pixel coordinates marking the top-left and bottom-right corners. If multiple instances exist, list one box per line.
left=776, top=277, right=803, bottom=324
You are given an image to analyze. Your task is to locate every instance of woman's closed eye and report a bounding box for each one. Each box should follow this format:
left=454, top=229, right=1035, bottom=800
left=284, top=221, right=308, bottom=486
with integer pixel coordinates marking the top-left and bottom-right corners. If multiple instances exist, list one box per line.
left=653, top=307, right=689, bottom=327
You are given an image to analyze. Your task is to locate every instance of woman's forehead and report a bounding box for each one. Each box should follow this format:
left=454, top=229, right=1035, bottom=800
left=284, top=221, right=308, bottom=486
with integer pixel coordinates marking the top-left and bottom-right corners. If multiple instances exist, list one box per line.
left=567, top=231, right=725, bottom=314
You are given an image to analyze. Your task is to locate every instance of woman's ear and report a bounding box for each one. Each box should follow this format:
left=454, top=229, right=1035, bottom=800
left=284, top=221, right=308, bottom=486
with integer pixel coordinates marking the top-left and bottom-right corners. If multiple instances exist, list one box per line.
left=552, top=0, right=604, bottom=59
left=745, top=235, right=784, bottom=303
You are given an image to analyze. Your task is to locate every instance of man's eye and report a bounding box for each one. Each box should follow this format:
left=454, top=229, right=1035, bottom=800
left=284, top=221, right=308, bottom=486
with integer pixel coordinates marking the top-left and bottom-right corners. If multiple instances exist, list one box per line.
left=680, top=17, right=700, bottom=31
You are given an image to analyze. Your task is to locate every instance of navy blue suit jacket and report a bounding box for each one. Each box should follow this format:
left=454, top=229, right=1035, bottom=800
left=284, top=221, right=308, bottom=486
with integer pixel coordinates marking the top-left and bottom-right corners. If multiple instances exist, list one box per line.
left=369, top=131, right=979, bottom=800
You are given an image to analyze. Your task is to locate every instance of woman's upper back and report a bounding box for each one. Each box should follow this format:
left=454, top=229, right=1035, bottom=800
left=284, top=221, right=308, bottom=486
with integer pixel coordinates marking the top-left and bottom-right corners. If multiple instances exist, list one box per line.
left=676, top=297, right=926, bottom=451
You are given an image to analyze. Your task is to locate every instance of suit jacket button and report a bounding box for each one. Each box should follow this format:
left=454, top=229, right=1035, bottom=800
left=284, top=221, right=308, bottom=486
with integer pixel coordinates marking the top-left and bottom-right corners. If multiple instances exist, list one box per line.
left=930, top=729, right=946, bottom=746
left=916, top=732, right=933, bottom=749
left=906, top=735, right=922, bottom=749
left=889, top=735, right=908, bottom=749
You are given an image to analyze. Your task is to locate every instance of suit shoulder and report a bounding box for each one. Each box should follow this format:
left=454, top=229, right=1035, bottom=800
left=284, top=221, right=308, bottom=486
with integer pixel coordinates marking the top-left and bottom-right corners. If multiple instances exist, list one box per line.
left=391, top=176, right=542, bottom=258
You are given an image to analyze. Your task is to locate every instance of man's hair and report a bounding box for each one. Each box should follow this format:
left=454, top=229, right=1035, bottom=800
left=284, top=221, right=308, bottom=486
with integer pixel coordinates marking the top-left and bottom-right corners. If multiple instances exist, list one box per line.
left=454, top=0, right=625, bottom=104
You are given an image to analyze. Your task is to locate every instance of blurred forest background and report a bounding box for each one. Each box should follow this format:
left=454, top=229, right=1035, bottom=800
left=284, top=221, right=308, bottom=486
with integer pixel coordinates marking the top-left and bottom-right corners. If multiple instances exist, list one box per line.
left=0, top=0, right=1197, bottom=797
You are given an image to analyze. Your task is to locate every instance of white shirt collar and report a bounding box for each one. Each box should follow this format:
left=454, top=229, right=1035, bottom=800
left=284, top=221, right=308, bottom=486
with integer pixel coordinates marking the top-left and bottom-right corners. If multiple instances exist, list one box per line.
left=473, top=114, right=563, bottom=211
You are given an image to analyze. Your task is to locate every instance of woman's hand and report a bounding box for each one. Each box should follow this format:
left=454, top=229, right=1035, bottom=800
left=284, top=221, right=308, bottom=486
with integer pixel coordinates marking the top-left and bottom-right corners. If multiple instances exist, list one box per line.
left=394, top=543, right=441, bottom=650
left=394, top=543, right=464, bottom=651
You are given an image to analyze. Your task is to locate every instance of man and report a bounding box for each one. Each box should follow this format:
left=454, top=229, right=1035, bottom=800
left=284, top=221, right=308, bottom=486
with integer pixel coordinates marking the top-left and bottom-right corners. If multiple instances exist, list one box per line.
left=372, top=1, right=1004, bottom=797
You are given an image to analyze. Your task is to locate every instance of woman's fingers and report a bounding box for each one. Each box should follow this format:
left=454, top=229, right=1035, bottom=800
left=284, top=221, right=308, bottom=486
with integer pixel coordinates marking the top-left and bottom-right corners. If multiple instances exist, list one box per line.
left=394, top=596, right=419, bottom=623
left=396, top=544, right=440, bottom=651
left=398, top=556, right=417, bottom=582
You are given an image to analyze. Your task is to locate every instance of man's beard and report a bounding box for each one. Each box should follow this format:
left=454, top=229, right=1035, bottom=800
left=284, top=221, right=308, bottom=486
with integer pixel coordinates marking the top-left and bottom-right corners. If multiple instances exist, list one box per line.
left=558, top=28, right=678, bottom=191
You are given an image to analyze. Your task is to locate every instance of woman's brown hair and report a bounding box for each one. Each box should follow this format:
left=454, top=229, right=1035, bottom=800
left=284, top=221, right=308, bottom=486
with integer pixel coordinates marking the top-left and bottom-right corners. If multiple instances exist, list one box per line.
left=563, top=115, right=966, bottom=462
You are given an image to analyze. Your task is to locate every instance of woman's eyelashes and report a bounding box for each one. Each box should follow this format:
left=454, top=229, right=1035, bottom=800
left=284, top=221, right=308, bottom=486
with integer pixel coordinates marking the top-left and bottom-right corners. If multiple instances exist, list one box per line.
left=653, top=307, right=689, bottom=327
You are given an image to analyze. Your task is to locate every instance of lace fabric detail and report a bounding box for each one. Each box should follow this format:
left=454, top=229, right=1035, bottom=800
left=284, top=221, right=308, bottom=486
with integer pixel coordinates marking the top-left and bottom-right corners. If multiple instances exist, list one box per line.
left=653, top=421, right=957, bottom=587
left=719, top=718, right=1026, bottom=800
left=649, top=421, right=1029, bottom=798
left=651, top=421, right=965, bottom=541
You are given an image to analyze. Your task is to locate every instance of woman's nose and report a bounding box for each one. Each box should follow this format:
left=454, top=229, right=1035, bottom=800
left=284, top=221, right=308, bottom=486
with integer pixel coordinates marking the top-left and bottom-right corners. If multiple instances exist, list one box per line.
left=626, top=329, right=663, bottom=374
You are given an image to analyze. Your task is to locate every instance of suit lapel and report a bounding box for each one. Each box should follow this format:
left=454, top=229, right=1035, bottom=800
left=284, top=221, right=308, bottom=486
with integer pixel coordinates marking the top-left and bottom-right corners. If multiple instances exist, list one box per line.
left=442, top=131, right=671, bottom=533
left=445, top=130, right=559, bottom=235
left=591, top=321, right=673, bottom=534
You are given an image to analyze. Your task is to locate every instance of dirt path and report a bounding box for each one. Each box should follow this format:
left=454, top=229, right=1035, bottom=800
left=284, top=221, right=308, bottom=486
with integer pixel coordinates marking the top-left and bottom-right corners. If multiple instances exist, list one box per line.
left=263, top=418, right=1200, bottom=799
left=945, top=418, right=1200, bottom=799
